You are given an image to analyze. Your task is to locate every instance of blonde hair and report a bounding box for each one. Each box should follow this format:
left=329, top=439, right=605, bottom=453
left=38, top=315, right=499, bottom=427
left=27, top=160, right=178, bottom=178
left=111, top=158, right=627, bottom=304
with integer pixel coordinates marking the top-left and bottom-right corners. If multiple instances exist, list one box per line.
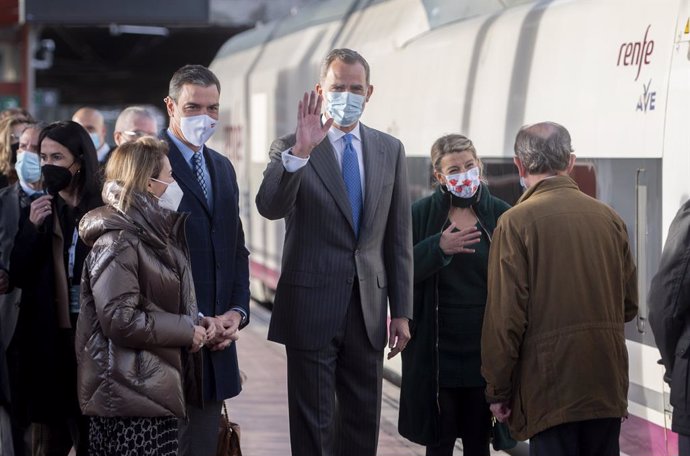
left=0, top=116, right=30, bottom=177
left=105, top=136, right=168, bottom=211
left=430, top=134, right=481, bottom=171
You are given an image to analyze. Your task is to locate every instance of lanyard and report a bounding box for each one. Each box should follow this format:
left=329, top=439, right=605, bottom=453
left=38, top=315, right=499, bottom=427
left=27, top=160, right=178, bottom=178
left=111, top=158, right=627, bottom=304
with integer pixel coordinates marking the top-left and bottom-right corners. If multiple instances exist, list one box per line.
left=68, top=227, right=78, bottom=279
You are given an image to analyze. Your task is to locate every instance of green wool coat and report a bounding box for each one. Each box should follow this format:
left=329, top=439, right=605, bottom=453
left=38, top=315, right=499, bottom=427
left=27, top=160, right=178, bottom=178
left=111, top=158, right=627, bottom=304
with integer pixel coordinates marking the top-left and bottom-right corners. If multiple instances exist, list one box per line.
left=398, top=184, right=510, bottom=445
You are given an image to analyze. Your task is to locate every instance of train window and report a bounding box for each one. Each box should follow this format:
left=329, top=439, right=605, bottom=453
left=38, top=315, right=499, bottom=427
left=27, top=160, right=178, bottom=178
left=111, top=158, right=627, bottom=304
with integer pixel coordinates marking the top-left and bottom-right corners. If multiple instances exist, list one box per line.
left=407, top=156, right=434, bottom=203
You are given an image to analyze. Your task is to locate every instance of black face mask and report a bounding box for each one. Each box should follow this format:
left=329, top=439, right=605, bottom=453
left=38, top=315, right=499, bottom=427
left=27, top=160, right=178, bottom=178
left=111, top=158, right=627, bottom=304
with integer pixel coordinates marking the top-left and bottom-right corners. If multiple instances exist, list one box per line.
left=42, top=164, right=73, bottom=196
left=442, top=184, right=482, bottom=208
left=10, top=142, right=19, bottom=164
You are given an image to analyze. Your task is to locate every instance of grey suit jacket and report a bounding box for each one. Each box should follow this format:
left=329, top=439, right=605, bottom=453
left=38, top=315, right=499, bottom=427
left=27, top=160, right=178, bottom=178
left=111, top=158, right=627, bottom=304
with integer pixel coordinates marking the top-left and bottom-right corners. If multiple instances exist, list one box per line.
left=256, top=123, right=413, bottom=351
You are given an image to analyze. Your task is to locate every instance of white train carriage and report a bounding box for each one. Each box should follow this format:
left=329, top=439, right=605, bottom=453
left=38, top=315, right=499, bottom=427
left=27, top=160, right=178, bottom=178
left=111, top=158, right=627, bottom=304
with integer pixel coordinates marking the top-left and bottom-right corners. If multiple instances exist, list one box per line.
left=208, top=0, right=690, bottom=453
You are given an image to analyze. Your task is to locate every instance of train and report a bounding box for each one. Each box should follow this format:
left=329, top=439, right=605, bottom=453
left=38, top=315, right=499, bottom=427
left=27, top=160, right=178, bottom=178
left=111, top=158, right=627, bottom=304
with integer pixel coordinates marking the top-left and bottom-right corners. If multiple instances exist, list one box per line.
left=206, top=0, right=690, bottom=454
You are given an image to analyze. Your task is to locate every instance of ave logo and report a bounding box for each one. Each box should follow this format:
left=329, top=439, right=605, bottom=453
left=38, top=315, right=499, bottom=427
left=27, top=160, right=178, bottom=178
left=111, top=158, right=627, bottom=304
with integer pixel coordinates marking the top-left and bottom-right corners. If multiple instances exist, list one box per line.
left=636, top=79, right=656, bottom=112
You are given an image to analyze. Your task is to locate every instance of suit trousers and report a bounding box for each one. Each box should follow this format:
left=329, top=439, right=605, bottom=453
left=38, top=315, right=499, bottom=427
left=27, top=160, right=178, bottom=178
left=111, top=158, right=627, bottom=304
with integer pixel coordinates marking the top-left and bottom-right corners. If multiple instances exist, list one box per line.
left=680, top=433, right=690, bottom=456
left=528, top=417, right=621, bottom=456
left=178, top=400, right=222, bottom=456
left=285, top=286, right=384, bottom=456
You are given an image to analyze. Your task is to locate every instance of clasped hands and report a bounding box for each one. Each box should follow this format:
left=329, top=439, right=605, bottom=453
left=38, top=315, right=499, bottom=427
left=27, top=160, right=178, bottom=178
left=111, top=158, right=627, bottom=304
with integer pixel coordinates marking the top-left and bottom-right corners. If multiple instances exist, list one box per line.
left=190, top=311, right=242, bottom=353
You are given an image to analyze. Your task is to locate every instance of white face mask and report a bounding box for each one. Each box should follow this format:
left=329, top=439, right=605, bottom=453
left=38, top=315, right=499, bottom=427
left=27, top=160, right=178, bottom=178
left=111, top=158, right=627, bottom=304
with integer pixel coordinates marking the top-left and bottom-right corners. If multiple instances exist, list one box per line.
left=179, top=114, right=217, bottom=147
left=151, top=178, right=184, bottom=211
left=326, top=91, right=366, bottom=127
left=89, top=132, right=102, bottom=149
left=444, top=167, right=480, bottom=198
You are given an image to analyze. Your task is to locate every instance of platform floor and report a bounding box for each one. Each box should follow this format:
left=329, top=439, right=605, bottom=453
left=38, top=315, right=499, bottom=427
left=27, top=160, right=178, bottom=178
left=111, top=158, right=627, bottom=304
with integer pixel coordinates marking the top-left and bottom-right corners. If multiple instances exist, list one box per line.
left=224, top=302, right=510, bottom=456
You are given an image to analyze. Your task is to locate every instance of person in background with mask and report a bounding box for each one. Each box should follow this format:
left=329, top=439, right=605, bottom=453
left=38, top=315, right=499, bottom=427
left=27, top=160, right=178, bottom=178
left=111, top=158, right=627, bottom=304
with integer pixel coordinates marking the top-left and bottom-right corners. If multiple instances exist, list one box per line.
left=76, top=136, right=211, bottom=456
left=256, top=48, right=413, bottom=456
left=10, top=120, right=102, bottom=456
left=0, top=115, right=32, bottom=189
left=112, top=106, right=159, bottom=146
left=72, top=107, right=111, bottom=165
left=397, top=134, right=510, bottom=456
left=0, top=122, right=45, bottom=456
left=161, top=64, right=250, bottom=456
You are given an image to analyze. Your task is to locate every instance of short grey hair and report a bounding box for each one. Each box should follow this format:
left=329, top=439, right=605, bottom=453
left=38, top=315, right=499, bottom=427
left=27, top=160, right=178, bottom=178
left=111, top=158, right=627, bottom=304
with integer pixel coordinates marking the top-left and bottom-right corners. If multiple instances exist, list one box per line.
left=168, top=65, right=221, bottom=101
left=320, top=48, right=370, bottom=85
left=114, top=106, right=156, bottom=132
left=514, top=121, right=574, bottom=174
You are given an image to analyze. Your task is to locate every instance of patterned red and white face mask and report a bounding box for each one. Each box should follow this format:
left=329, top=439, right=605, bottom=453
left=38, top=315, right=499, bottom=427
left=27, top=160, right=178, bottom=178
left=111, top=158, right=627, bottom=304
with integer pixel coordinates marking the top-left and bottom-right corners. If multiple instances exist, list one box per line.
left=445, top=167, right=480, bottom=199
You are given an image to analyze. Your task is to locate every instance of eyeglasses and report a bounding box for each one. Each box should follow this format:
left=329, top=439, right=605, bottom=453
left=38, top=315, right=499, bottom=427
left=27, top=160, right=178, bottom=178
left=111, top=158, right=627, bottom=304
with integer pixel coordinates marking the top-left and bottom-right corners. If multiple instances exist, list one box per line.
left=122, top=130, right=152, bottom=139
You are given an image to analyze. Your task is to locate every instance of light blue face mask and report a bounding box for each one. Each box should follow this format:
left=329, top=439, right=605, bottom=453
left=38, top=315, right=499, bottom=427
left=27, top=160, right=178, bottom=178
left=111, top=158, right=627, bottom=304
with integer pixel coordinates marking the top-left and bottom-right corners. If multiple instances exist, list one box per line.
left=15, top=151, right=42, bottom=184
left=89, top=132, right=101, bottom=149
left=519, top=176, right=527, bottom=190
left=326, top=91, right=366, bottom=127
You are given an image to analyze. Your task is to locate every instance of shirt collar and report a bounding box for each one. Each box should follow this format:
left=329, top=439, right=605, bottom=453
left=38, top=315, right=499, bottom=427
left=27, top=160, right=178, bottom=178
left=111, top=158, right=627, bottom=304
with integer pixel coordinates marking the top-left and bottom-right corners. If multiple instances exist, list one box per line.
left=96, top=142, right=110, bottom=163
left=19, top=180, right=42, bottom=197
left=166, top=128, right=202, bottom=164
left=322, top=115, right=361, bottom=144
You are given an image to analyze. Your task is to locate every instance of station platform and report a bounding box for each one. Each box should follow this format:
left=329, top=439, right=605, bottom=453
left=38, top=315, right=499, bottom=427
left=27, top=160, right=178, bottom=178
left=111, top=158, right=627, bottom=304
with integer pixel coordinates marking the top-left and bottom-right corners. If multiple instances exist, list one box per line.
left=223, top=302, right=511, bottom=456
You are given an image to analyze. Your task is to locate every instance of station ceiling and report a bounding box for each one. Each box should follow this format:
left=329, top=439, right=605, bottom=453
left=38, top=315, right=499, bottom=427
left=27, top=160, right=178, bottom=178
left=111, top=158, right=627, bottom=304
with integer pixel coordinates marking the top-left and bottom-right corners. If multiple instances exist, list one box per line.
left=35, top=25, right=248, bottom=107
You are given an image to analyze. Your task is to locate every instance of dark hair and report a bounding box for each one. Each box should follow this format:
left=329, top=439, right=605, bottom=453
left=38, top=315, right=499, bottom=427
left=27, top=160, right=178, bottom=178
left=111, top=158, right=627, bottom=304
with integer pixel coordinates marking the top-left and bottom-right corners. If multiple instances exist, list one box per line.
left=168, top=65, right=221, bottom=101
left=320, top=49, right=371, bottom=85
left=38, top=120, right=101, bottom=199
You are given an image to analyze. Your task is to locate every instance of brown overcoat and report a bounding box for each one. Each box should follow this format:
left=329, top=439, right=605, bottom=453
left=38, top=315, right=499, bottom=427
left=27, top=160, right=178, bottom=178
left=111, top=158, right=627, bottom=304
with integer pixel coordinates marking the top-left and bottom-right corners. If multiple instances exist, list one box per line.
left=481, top=176, right=638, bottom=441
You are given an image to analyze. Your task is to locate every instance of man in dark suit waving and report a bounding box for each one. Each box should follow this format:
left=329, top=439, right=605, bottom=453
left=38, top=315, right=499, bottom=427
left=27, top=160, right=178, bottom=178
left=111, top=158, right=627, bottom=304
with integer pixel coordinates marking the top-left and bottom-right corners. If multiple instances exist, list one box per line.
left=256, top=49, right=413, bottom=456
left=162, top=65, right=250, bottom=456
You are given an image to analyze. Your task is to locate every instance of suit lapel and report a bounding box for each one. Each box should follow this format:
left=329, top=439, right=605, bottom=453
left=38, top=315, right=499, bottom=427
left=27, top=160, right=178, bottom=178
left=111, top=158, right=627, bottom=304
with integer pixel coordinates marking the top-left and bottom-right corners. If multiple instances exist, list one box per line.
left=360, top=124, right=384, bottom=234
left=309, top=138, right=355, bottom=234
left=166, top=135, right=211, bottom=216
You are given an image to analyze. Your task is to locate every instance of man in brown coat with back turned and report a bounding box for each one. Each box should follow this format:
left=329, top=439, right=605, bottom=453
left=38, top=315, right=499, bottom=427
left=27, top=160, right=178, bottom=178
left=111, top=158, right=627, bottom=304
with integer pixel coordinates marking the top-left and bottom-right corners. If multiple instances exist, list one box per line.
left=481, top=122, right=638, bottom=456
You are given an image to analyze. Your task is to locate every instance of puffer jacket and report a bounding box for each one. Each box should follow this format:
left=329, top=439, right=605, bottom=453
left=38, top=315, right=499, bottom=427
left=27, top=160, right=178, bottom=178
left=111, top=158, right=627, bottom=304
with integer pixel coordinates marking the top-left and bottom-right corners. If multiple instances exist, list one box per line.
left=75, top=181, right=202, bottom=418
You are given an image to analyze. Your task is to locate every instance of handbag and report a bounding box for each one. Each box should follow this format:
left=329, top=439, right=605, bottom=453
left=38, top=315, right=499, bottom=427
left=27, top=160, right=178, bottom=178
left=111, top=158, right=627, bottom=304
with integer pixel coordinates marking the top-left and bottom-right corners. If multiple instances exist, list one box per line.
left=217, top=401, right=242, bottom=456
left=491, top=417, right=517, bottom=451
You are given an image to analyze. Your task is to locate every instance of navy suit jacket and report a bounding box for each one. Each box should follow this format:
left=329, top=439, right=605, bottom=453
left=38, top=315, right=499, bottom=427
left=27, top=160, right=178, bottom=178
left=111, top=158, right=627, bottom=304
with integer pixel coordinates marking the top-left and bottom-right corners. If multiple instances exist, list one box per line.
left=162, top=131, right=250, bottom=401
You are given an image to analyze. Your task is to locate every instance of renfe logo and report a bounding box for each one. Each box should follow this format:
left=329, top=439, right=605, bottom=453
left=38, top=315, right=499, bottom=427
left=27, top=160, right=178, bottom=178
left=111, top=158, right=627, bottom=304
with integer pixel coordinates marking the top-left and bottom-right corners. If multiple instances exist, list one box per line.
left=617, top=25, right=654, bottom=81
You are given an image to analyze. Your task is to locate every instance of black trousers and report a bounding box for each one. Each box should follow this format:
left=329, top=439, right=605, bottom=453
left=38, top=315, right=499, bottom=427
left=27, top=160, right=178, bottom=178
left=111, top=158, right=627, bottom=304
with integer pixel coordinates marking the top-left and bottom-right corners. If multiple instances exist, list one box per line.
left=680, top=433, right=690, bottom=456
left=529, top=417, right=621, bottom=456
left=285, top=287, right=383, bottom=456
left=425, top=387, right=491, bottom=456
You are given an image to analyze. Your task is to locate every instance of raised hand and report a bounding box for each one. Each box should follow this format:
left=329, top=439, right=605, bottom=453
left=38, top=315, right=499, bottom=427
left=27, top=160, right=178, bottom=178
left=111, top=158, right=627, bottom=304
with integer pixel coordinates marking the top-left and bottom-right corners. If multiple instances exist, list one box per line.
left=292, top=91, right=334, bottom=158
left=439, top=223, right=481, bottom=255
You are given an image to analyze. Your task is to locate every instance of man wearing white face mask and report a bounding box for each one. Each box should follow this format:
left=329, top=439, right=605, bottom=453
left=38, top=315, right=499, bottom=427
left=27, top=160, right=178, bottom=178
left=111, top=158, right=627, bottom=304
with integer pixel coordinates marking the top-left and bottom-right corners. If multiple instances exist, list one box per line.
left=257, top=48, right=413, bottom=456
left=161, top=64, right=250, bottom=456
left=0, top=121, right=44, bottom=456
left=72, top=107, right=111, bottom=165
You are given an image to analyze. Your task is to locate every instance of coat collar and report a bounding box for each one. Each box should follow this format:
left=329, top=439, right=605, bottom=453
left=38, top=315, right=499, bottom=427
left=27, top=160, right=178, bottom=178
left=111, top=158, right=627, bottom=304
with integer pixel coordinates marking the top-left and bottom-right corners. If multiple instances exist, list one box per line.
left=163, top=130, right=212, bottom=216
left=517, top=175, right=579, bottom=204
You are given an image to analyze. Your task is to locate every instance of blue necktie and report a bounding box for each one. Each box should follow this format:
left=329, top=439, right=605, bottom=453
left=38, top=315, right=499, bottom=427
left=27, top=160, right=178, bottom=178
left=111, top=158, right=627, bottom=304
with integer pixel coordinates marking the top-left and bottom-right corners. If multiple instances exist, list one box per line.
left=342, top=134, right=363, bottom=238
left=192, top=152, right=209, bottom=201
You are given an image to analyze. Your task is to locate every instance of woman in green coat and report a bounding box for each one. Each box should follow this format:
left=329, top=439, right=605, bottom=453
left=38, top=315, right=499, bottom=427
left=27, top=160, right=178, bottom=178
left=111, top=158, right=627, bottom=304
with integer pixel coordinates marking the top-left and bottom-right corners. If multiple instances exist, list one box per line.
left=398, top=134, right=510, bottom=456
